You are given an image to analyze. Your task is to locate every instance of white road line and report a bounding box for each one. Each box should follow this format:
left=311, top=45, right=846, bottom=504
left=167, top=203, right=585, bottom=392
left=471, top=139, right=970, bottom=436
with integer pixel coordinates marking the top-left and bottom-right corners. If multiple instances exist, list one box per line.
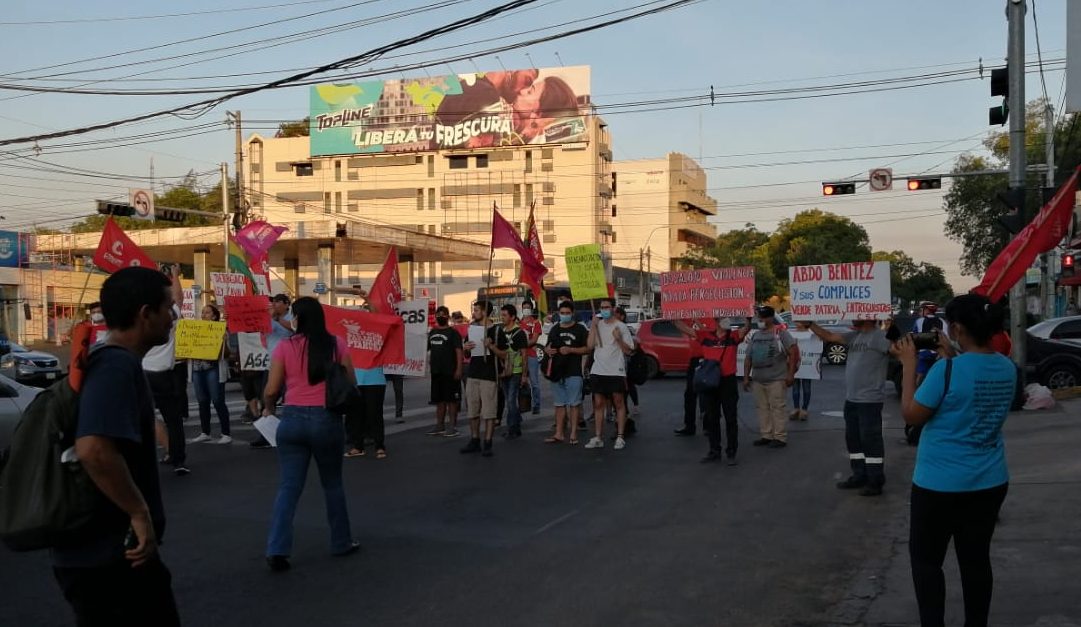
left=533, top=510, right=579, bottom=535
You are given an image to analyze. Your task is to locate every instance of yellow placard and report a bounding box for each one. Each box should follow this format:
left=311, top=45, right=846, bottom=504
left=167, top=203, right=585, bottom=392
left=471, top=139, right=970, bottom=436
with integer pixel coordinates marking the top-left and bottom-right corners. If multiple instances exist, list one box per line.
left=174, top=320, right=226, bottom=361
left=565, top=243, right=609, bottom=301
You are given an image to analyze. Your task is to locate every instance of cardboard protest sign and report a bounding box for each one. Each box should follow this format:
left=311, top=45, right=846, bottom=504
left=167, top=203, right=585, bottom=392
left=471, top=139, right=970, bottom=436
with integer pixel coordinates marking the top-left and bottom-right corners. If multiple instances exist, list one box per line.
left=384, top=299, right=429, bottom=377
left=237, top=332, right=270, bottom=371
left=211, top=272, right=250, bottom=299
left=788, top=261, right=892, bottom=321
left=660, top=267, right=756, bottom=320
left=322, top=305, right=405, bottom=369
left=181, top=289, right=197, bottom=320
left=565, top=243, right=608, bottom=300
left=174, top=319, right=226, bottom=360
left=224, top=295, right=272, bottom=334
left=735, top=329, right=823, bottom=379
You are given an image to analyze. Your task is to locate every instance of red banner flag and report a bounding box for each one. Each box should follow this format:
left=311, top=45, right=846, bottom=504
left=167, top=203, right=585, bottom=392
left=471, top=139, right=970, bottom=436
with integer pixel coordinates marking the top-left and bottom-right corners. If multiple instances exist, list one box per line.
left=235, top=220, right=288, bottom=260
left=322, top=305, right=405, bottom=369
left=521, top=203, right=549, bottom=309
left=973, top=167, right=1080, bottom=302
left=92, top=217, right=157, bottom=274
left=224, top=295, right=272, bottom=334
left=367, top=247, right=402, bottom=314
left=492, top=207, right=548, bottom=289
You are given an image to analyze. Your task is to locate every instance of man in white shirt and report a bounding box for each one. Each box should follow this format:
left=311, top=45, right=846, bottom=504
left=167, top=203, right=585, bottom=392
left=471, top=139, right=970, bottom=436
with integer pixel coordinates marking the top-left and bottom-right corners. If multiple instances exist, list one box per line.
left=143, top=264, right=189, bottom=476
left=584, top=299, right=634, bottom=450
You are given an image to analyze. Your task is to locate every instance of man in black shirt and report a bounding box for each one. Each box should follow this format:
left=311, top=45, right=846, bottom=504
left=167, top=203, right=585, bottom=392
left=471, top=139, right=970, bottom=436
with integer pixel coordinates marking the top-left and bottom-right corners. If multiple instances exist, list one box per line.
left=427, top=306, right=464, bottom=438
left=461, top=301, right=500, bottom=457
left=52, top=266, right=181, bottom=627
left=543, top=300, right=590, bottom=444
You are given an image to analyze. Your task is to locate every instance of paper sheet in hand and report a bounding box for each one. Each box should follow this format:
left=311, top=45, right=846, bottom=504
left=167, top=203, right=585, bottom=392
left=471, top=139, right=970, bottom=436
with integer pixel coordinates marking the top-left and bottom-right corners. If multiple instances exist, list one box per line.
left=253, top=415, right=280, bottom=447
left=467, top=325, right=486, bottom=357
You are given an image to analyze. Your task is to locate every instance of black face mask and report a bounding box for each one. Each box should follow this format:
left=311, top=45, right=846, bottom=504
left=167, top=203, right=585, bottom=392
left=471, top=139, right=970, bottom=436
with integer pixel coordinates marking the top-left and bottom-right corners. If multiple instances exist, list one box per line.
left=436, top=316, right=449, bottom=326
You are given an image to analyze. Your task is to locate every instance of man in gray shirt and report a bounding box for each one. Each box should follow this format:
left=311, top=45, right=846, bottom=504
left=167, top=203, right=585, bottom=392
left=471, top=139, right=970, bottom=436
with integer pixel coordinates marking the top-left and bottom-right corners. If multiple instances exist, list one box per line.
left=809, top=320, right=898, bottom=496
left=742, top=307, right=800, bottom=448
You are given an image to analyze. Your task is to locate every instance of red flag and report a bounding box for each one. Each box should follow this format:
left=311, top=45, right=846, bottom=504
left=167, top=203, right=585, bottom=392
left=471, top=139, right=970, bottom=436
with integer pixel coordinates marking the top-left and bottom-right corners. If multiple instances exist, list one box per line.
left=520, top=204, right=549, bottom=307
left=367, top=247, right=402, bottom=314
left=92, top=217, right=157, bottom=274
left=973, top=167, right=1080, bottom=302
left=322, top=305, right=405, bottom=369
left=492, top=207, right=548, bottom=282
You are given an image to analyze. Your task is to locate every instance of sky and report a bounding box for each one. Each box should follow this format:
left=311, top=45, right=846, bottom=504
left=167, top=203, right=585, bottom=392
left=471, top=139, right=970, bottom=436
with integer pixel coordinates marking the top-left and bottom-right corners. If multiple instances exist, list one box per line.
left=0, top=0, right=1072, bottom=291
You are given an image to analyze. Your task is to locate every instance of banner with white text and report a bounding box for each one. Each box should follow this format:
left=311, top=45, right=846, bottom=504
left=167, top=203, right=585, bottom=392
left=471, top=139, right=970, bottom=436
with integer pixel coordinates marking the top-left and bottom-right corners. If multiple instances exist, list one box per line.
left=384, top=299, right=428, bottom=377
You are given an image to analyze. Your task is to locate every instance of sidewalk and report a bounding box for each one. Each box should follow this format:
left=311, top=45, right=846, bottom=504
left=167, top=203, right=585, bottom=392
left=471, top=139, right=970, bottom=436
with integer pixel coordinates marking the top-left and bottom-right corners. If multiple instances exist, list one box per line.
left=830, top=398, right=1081, bottom=627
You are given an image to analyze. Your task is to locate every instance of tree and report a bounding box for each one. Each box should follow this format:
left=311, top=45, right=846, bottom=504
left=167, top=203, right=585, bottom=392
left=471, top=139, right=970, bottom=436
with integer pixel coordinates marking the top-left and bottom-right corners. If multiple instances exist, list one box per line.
left=767, top=209, right=872, bottom=280
left=276, top=118, right=310, bottom=138
left=69, top=171, right=223, bottom=233
left=943, top=101, right=1081, bottom=276
left=681, top=223, right=779, bottom=301
left=872, top=250, right=953, bottom=309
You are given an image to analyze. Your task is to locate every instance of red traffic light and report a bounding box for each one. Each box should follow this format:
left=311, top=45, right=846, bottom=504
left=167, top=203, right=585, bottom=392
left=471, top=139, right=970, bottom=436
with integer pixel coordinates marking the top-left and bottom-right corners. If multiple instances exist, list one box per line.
left=1064, top=254, right=1075, bottom=269
left=823, top=185, right=835, bottom=196
left=822, top=182, right=855, bottom=196
left=906, top=177, right=942, bottom=191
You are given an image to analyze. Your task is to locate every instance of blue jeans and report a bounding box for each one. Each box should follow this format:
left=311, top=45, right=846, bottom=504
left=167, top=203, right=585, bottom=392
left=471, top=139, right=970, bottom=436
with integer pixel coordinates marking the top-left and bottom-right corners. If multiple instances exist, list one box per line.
left=526, top=355, right=541, bottom=410
left=502, top=374, right=523, bottom=433
left=191, top=367, right=230, bottom=436
left=266, top=406, right=353, bottom=557
left=791, top=379, right=812, bottom=411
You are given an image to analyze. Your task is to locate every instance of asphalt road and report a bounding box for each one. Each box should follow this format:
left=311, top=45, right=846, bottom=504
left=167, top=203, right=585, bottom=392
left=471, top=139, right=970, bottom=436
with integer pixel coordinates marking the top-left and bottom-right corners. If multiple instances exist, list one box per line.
left=0, top=368, right=921, bottom=627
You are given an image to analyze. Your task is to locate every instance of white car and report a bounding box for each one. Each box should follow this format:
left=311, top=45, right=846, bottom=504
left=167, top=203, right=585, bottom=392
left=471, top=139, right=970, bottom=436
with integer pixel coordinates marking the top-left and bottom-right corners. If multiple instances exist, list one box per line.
left=0, top=373, right=43, bottom=451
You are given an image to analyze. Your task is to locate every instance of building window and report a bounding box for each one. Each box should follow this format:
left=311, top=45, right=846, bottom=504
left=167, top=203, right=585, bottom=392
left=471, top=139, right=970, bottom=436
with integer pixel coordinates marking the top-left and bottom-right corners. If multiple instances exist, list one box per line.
left=323, top=192, right=331, bottom=214
left=418, top=262, right=427, bottom=284
left=416, top=189, right=424, bottom=211
left=542, top=219, right=554, bottom=232
left=334, top=192, right=342, bottom=213
left=525, top=183, right=534, bottom=205
left=295, top=163, right=313, bottom=176
left=476, top=154, right=489, bottom=168
left=612, top=205, right=617, bottom=217
left=428, top=261, right=436, bottom=281
left=611, top=231, right=617, bottom=243
left=334, top=160, right=342, bottom=182
left=449, top=156, right=468, bottom=169
left=427, top=188, right=436, bottom=211
left=524, top=151, right=532, bottom=173
left=427, top=154, right=435, bottom=177
left=513, top=184, right=521, bottom=208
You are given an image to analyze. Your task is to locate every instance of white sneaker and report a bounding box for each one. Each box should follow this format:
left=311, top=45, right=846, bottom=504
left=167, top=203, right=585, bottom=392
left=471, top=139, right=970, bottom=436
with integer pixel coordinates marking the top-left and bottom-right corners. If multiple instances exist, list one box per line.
left=614, top=436, right=626, bottom=450
left=190, top=433, right=212, bottom=444
left=217, top=435, right=233, bottom=445
left=584, top=436, right=604, bottom=449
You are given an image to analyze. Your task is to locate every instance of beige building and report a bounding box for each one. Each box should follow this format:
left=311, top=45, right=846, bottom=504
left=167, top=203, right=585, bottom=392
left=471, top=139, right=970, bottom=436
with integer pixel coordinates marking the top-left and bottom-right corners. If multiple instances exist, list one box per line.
left=609, top=153, right=718, bottom=276
left=243, top=118, right=615, bottom=313
left=1, top=266, right=105, bottom=344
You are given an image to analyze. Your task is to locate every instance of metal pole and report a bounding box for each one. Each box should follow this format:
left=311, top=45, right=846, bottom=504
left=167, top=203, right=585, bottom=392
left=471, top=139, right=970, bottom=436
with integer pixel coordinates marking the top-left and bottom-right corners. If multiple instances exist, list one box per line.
left=221, top=163, right=230, bottom=275
left=1041, top=101, right=1057, bottom=319
left=232, top=112, right=243, bottom=226
left=1007, top=0, right=1027, bottom=372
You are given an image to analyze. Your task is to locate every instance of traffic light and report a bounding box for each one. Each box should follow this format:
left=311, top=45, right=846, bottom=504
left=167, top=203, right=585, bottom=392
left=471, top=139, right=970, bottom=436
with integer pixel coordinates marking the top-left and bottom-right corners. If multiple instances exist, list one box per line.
left=1063, top=253, right=1076, bottom=278
left=96, top=200, right=134, bottom=217
left=995, top=189, right=1025, bottom=234
left=155, top=208, right=185, bottom=223
left=989, top=67, right=1009, bottom=126
left=822, top=182, right=856, bottom=196
left=906, top=177, right=942, bottom=191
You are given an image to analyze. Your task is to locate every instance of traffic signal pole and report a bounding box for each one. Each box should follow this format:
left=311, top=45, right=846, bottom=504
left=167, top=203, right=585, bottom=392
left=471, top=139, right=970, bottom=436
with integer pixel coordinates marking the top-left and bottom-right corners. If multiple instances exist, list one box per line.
left=1041, top=100, right=1057, bottom=319
left=1007, top=0, right=1027, bottom=372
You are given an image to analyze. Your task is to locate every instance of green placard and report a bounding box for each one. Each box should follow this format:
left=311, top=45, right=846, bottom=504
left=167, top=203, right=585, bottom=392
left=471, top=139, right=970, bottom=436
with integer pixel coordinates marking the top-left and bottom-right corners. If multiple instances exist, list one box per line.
left=565, top=244, right=608, bottom=300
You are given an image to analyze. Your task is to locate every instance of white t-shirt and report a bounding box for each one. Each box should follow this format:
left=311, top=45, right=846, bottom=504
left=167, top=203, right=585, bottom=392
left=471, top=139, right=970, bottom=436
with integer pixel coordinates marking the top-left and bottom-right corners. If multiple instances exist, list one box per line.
left=590, top=319, right=632, bottom=377
left=142, top=304, right=181, bottom=373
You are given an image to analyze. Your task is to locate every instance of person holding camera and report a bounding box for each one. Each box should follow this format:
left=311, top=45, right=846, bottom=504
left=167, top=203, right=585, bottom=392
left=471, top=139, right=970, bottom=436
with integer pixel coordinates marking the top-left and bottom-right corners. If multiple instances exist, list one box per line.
left=808, top=318, right=900, bottom=496
left=893, top=293, right=1015, bottom=627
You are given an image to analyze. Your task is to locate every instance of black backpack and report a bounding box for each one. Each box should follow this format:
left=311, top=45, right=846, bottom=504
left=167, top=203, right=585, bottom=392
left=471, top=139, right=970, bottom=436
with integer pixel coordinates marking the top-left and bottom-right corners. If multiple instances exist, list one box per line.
left=627, top=350, right=650, bottom=386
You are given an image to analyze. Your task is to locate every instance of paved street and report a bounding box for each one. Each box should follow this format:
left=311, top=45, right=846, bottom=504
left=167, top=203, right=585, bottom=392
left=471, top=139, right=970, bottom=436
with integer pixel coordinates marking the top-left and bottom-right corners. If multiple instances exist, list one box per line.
left=2, top=368, right=1078, bottom=626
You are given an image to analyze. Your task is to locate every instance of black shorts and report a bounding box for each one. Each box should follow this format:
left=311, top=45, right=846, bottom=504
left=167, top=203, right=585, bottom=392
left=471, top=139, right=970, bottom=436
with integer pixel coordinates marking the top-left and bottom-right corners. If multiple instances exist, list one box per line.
left=239, top=371, right=266, bottom=401
left=589, top=374, right=626, bottom=396
left=430, top=374, right=462, bottom=404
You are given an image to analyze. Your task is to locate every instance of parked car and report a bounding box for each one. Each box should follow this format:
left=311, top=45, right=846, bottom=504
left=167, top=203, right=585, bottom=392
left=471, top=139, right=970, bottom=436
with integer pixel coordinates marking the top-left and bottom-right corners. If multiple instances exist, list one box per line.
left=635, top=319, right=690, bottom=378
left=1026, top=316, right=1081, bottom=389
left=0, top=373, right=43, bottom=451
left=0, top=342, right=64, bottom=386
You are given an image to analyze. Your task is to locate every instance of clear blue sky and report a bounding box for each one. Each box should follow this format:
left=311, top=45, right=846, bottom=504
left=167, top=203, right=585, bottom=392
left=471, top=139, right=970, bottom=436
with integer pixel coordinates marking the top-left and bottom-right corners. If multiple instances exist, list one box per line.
left=0, top=0, right=1071, bottom=289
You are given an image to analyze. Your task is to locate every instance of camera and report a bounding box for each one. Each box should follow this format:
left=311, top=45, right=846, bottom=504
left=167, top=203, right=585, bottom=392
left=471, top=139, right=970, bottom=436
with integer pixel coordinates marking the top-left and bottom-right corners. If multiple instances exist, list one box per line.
left=911, top=331, right=941, bottom=351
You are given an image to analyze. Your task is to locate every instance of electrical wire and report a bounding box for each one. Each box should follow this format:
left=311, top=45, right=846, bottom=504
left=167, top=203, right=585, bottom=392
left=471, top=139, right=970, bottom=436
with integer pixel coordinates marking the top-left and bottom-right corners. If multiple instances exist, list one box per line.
left=0, top=0, right=343, bottom=25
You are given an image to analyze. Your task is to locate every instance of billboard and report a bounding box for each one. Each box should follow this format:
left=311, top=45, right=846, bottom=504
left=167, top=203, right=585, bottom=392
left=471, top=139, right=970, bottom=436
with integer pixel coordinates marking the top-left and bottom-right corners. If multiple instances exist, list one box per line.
left=309, top=66, right=591, bottom=156
left=0, top=231, right=31, bottom=268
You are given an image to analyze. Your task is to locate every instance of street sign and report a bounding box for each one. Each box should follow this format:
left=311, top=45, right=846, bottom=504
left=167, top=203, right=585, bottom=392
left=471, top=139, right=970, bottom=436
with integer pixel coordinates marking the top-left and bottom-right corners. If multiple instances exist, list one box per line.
left=313, top=282, right=328, bottom=294
left=868, top=168, right=893, bottom=192
left=129, top=189, right=154, bottom=221
left=192, top=284, right=203, bottom=298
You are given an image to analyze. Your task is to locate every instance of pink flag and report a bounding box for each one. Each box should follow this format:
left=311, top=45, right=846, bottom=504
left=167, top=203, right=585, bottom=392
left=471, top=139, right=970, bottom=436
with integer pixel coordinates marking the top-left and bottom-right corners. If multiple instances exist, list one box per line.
left=235, top=221, right=288, bottom=260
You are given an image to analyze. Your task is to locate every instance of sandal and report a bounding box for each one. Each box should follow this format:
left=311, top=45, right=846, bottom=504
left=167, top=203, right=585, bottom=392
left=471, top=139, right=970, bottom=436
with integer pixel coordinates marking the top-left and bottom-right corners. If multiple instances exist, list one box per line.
left=344, top=449, right=365, bottom=458
left=544, top=436, right=564, bottom=444
left=375, top=449, right=387, bottom=460
left=568, top=438, right=579, bottom=446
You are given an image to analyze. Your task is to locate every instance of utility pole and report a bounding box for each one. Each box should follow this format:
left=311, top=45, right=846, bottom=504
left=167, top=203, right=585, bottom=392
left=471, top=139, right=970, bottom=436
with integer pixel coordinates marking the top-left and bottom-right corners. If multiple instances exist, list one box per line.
left=220, top=163, right=230, bottom=272
left=1007, top=0, right=1028, bottom=372
left=226, top=111, right=244, bottom=227
left=1041, top=100, right=1057, bottom=318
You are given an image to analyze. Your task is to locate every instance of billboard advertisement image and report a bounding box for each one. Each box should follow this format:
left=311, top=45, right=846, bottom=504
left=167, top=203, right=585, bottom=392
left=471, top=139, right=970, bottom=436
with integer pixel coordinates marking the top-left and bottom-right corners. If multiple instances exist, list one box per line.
left=310, top=66, right=591, bottom=156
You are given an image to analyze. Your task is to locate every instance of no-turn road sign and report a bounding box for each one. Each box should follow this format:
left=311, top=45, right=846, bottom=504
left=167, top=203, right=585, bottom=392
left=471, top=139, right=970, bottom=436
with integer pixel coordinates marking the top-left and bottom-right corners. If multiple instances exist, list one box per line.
left=868, top=168, right=893, bottom=192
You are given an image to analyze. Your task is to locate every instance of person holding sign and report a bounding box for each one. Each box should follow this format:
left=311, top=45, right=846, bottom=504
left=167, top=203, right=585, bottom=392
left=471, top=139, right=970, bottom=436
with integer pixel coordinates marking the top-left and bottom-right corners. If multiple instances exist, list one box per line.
left=583, top=299, right=634, bottom=451
left=743, top=307, right=799, bottom=449
left=460, top=301, right=500, bottom=457
left=695, top=317, right=750, bottom=465
left=807, top=318, right=900, bottom=496
left=188, top=304, right=232, bottom=445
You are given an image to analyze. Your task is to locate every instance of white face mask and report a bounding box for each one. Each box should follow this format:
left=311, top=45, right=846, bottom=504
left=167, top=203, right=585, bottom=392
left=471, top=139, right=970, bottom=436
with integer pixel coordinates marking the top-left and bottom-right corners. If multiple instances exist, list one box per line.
left=90, top=312, right=105, bottom=324
left=522, top=308, right=533, bottom=318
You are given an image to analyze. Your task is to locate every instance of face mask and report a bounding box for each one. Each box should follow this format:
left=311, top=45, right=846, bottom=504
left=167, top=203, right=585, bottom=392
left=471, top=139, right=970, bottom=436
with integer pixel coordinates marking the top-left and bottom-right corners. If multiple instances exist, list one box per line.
left=599, top=309, right=612, bottom=320
left=559, top=314, right=573, bottom=324
left=522, top=308, right=532, bottom=318
left=90, top=313, right=105, bottom=324
left=436, top=316, right=449, bottom=326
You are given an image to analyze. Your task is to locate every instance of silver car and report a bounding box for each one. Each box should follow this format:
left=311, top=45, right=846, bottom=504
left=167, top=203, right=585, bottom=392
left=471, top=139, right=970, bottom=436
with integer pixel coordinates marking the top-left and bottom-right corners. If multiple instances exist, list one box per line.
left=0, top=373, right=42, bottom=451
left=0, top=342, right=64, bottom=386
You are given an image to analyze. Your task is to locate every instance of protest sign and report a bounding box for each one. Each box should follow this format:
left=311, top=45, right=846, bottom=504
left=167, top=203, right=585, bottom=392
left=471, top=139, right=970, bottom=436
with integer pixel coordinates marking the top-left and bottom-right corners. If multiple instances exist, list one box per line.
left=735, top=329, right=823, bottom=379
left=565, top=243, right=608, bottom=300
left=323, top=305, right=405, bottom=369
left=211, top=272, right=250, bottom=299
left=660, top=267, right=756, bottom=320
left=224, top=295, right=272, bottom=334
left=237, top=332, right=270, bottom=371
left=384, top=299, right=429, bottom=377
left=174, top=319, right=226, bottom=360
left=181, top=289, right=196, bottom=320
left=788, top=261, right=892, bottom=321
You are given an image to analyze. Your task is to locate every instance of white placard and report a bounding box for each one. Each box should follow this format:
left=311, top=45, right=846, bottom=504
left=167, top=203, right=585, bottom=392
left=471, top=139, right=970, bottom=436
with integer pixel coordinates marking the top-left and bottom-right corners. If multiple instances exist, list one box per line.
left=467, top=325, right=487, bottom=357
left=736, top=330, right=823, bottom=379
left=253, top=415, right=279, bottom=447
left=238, top=331, right=269, bottom=371
left=210, top=272, right=249, bottom=298
left=788, top=261, right=892, bottom=321
left=384, top=299, right=428, bottom=377
left=181, top=289, right=197, bottom=319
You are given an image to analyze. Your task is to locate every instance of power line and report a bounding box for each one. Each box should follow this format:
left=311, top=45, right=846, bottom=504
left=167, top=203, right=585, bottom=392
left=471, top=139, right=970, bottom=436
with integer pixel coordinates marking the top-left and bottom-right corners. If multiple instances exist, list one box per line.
left=0, top=0, right=342, bottom=25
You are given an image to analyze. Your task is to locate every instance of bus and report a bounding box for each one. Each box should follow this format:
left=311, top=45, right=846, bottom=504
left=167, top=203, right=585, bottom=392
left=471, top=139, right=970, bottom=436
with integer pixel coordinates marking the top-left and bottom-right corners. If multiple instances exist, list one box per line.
left=476, top=284, right=595, bottom=323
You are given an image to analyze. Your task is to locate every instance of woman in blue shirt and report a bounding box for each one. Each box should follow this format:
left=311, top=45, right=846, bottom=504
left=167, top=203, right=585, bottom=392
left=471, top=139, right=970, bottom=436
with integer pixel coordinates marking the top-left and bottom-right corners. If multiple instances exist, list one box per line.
left=895, top=293, right=1015, bottom=627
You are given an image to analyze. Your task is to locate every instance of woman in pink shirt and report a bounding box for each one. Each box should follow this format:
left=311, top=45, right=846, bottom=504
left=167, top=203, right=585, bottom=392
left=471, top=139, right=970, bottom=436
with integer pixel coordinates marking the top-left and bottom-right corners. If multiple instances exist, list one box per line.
left=263, top=297, right=359, bottom=571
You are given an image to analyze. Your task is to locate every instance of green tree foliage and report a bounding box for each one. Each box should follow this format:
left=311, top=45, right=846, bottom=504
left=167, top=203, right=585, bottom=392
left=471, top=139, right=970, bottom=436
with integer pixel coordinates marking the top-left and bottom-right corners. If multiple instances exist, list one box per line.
left=681, top=224, right=778, bottom=301
left=943, top=101, right=1081, bottom=276
left=69, top=172, right=225, bottom=233
left=872, top=250, right=953, bottom=309
left=276, top=118, right=310, bottom=138
left=767, top=209, right=872, bottom=279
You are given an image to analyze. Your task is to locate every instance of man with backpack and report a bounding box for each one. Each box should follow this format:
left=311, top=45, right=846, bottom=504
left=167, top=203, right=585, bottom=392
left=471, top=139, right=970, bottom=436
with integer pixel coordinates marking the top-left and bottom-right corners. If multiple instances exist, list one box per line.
left=542, top=299, right=589, bottom=444
left=696, top=316, right=750, bottom=465
left=743, top=307, right=800, bottom=449
left=52, top=266, right=182, bottom=625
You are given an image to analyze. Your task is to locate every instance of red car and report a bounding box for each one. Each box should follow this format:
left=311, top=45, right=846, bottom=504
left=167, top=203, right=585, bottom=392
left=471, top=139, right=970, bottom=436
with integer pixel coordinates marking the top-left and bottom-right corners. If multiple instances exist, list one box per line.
left=635, top=319, right=693, bottom=378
